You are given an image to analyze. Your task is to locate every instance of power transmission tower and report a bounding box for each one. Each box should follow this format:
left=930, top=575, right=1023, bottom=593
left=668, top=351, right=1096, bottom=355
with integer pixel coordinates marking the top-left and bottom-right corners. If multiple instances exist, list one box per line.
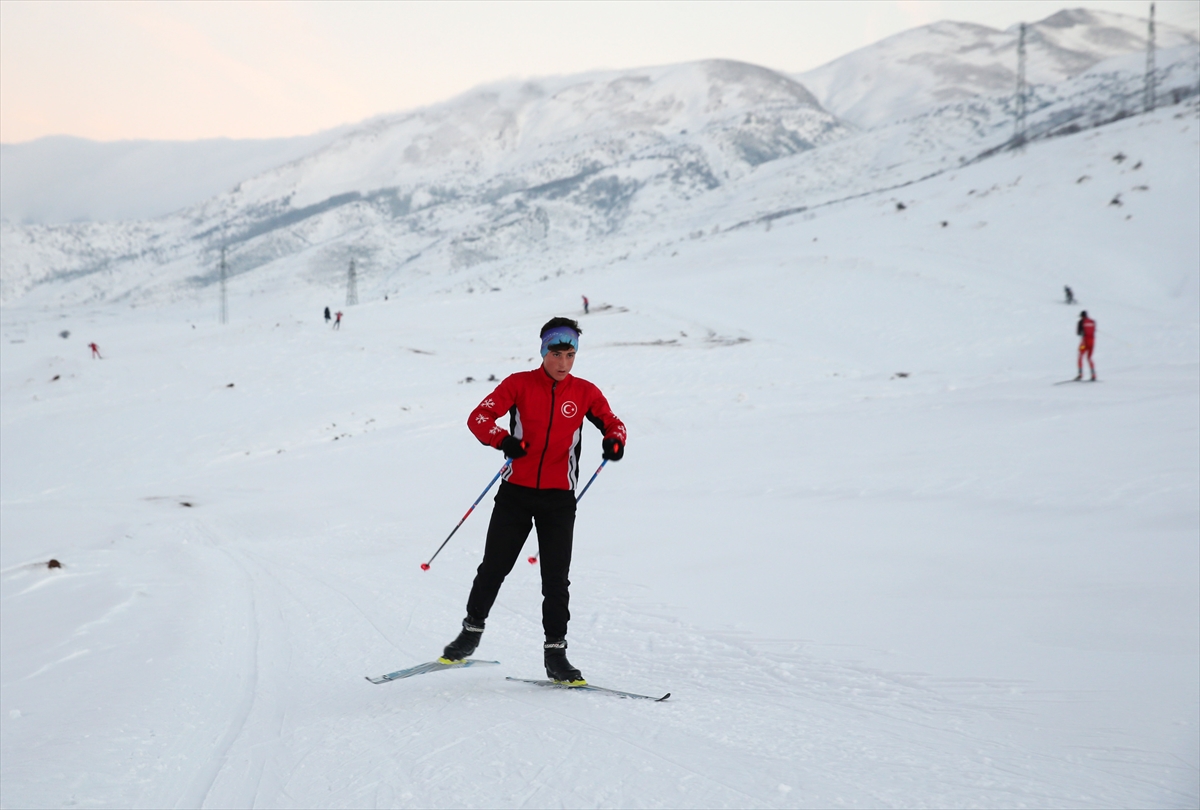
left=1144, top=2, right=1157, bottom=113
left=1014, top=22, right=1027, bottom=148
left=219, top=246, right=228, bottom=324
left=345, top=257, right=359, bottom=306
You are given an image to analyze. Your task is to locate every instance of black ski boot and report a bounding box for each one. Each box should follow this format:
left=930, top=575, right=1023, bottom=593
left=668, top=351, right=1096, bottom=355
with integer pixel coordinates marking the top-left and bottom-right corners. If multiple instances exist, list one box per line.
left=440, top=616, right=484, bottom=663
left=544, top=639, right=585, bottom=685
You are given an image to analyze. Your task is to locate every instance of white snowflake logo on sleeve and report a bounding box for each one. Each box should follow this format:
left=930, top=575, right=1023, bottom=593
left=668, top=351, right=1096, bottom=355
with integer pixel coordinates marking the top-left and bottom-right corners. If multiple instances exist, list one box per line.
left=489, top=426, right=504, bottom=435
left=475, top=414, right=490, bottom=424
left=480, top=398, right=496, bottom=409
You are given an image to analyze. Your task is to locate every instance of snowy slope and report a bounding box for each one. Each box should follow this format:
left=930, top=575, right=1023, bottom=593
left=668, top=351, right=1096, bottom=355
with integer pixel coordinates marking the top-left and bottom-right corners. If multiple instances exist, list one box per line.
left=797, top=8, right=1198, bottom=128
left=0, top=129, right=351, bottom=225
left=1, top=97, right=1197, bottom=809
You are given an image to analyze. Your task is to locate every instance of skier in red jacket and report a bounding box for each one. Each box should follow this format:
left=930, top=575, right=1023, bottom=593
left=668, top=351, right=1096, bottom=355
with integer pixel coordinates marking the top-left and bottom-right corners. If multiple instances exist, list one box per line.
left=1075, top=310, right=1096, bottom=381
left=441, top=317, right=626, bottom=684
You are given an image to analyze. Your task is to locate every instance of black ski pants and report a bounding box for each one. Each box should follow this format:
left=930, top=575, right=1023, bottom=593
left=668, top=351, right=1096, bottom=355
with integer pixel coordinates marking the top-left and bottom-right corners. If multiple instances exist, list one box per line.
left=466, top=481, right=576, bottom=640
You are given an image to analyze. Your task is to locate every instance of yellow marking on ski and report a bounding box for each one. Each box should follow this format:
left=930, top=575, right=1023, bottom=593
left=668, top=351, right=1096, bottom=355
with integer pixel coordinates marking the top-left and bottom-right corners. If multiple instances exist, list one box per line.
left=437, top=657, right=465, bottom=665
left=554, top=678, right=588, bottom=687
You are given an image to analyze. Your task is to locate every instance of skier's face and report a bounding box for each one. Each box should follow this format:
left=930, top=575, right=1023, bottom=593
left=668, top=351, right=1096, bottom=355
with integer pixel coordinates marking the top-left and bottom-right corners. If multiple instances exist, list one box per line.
left=542, top=349, right=576, bottom=382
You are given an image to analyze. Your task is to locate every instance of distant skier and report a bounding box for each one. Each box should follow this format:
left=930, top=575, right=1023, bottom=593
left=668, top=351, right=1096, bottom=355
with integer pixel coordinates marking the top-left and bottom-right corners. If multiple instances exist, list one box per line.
left=324, top=306, right=331, bottom=323
left=440, top=317, right=627, bottom=685
left=1075, top=310, right=1096, bottom=381
left=88, top=342, right=102, bottom=359
left=333, top=311, right=343, bottom=330
left=1064, top=286, right=1075, bottom=304
left=582, top=295, right=589, bottom=315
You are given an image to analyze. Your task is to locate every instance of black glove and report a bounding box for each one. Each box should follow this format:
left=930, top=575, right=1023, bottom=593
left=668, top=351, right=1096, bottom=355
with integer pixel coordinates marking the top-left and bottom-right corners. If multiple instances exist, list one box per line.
left=500, top=435, right=527, bottom=458
left=602, top=437, right=624, bottom=461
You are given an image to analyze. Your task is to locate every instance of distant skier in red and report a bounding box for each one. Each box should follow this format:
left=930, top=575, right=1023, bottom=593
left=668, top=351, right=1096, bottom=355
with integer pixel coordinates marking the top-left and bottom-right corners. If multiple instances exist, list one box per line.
left=1075, top=311, right=1096, bottom=381
left=88, top=342, right=102, bottom=359
left=333, top=311, right=343, bottom=330
left=581, top=295, right=589, bottom=314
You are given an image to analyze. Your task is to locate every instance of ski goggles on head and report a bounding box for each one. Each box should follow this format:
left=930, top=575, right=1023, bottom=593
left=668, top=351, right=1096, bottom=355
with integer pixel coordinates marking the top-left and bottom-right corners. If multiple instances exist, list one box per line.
left=540, top=327, right=579, bottom=357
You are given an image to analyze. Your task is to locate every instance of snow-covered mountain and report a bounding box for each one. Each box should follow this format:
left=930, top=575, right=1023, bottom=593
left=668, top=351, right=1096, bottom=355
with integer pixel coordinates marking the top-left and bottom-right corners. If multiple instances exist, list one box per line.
left=7, top=8, right=1189, bottom=231
left=4, top=43, right=1197, bottom=311
left=0, top=59, right=846, bottom=305
left=2, top=9, right=1198, bottom=312
left=797, top=8, right=1198, bottom=128
left=0, top=128, right=350, bottom=225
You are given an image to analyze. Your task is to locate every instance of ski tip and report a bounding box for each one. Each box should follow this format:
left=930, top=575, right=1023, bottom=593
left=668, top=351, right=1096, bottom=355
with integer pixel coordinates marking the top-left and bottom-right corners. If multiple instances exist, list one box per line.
left=657, top=693, right=671, bottom=702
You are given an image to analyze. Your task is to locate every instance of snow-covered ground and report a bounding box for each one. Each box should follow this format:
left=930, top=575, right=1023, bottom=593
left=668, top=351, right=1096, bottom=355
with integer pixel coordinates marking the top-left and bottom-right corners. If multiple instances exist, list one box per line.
left=2, top=95, right=1197, bottom=808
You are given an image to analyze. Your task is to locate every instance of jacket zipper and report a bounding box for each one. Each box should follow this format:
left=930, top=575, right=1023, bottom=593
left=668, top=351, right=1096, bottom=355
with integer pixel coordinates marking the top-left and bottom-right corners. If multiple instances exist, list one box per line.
left=536, top=380, right=557, bottom=488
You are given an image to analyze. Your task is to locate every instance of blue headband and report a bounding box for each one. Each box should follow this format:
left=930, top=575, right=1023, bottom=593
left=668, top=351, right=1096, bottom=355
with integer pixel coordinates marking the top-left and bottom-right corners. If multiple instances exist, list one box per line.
left=540, top=326, right=579, bottom=357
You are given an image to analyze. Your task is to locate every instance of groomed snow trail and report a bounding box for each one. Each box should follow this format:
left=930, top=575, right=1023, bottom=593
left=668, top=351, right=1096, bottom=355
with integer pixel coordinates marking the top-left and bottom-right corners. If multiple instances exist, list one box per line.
left=2, top=105, right=1197, bottom=808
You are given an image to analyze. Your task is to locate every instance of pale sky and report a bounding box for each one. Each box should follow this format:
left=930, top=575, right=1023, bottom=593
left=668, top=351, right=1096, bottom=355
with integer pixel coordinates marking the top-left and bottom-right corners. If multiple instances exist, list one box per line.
left=1, top=0, right=1196, bottom=144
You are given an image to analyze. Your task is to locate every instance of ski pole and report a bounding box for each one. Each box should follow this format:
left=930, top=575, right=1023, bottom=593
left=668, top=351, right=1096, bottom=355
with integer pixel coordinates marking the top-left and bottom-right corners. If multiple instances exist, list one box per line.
left=528, top=459, right=608, bottom=565
left=421, top=459, right=511, bottom=571
left=576, top=458, right=608, bottom=503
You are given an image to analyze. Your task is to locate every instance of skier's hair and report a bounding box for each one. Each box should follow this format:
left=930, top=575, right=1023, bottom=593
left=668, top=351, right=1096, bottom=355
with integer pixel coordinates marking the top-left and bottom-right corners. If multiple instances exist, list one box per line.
left=540, top=317, right=581, bottom=338
left=1080, top=311, right=1088, bottom=318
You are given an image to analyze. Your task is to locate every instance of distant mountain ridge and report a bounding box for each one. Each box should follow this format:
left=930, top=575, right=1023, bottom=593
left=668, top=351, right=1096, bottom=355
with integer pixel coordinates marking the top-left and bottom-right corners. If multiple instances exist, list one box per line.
left=3, top=8, right=1193, bottom=228
left=0, top=129, right=350, bottom=225
left=797, top=8, right=1197, bottom=128
left=0, top=59, right=847, bottom=303
left=2, top=10, right=1198, bottom=308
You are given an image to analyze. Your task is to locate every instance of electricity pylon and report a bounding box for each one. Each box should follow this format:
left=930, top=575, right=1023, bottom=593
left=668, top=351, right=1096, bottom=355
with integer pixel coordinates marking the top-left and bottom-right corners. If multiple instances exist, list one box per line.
left=1014, top=22, right=1027, bottom=149
left=1144, top=3, right=1157, bottom=113
left=220, top=247, right=228, bottom=325
left=346, top=258, right=359, bottom=306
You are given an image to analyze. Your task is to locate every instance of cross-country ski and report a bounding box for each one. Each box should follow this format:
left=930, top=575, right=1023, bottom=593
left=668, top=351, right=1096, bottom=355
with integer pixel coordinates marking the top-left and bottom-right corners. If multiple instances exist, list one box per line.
left=366, top=659, right=500, bottom=685
left=506, top=677, right=670, bottom=702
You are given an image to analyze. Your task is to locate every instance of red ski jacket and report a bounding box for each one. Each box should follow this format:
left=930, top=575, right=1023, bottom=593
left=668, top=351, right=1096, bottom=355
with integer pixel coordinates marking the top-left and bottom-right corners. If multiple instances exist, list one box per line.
left=467, top=368, right=627, bottom=490
left=1078, top=317, right=1096, bottom=347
